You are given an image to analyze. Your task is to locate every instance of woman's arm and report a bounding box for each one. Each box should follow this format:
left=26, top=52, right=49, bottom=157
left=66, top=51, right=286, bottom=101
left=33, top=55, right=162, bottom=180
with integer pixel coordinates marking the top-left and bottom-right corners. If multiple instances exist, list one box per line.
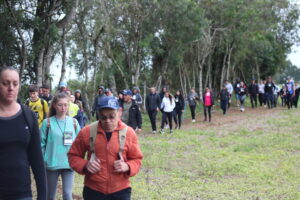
left=28, top=111, right=47, bottom=200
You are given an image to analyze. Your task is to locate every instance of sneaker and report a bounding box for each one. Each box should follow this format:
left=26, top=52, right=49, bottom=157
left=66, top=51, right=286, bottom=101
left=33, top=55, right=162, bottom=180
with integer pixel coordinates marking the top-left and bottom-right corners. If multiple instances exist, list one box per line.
left=170, top=130, right=173, bottom=134
left=159, top=129, right=165, bottom=134
left=152, top=131, right=157, bottom=134
left=192, top=119, right=196, bottom=123
left=165, top=124, right=169, bottom=129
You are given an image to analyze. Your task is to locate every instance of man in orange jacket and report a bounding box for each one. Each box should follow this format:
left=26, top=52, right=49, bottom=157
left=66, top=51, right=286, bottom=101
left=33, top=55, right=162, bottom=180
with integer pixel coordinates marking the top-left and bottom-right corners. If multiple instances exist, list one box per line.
left=68, top=96, right=143, bottom=199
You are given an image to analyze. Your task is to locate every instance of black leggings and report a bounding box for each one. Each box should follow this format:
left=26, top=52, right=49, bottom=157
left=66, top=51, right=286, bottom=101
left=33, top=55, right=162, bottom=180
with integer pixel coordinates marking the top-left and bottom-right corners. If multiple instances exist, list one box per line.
left=204, top=106, right=212, bottom=121
left=161, top=111, right=173, bottom=130
left=83, top=186, right=131, bottom=200
left=189, top=105, right=196, bottom=120
left=173, top=108, right=183, bottom=128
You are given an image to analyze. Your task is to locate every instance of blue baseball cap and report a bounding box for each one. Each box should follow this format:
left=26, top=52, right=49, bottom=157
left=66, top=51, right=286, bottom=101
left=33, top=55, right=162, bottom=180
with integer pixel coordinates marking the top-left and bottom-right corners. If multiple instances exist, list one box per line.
left=59, top=82, right=67, bottom=88
left=97, top=96, right=120, bottom=110
left=123, top=89, right=132, bottom=96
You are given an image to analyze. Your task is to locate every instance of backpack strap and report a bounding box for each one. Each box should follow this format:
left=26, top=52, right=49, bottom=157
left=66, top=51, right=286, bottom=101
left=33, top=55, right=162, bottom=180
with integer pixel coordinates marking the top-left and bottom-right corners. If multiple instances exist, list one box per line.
left=45, top=118, right=51, bottom=145
left=89, top=121, right=99, bottom=155
left=41, top=99, right=47, bottom=120
left=21, top=104, right=34, bottom=133
left=73, top=118, right=77, bottom=132
left=118, top=125, right=128, bottom=161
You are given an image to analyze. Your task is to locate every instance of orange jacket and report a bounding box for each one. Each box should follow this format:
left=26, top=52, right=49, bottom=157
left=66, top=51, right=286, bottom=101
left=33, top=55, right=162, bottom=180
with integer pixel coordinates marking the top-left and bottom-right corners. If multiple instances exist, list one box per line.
left=68, top=120, right=143, bottom=194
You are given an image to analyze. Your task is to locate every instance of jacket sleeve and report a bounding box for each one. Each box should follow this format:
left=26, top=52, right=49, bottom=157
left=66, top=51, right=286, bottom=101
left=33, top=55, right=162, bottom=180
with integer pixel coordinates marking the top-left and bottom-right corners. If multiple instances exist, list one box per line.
left=125, top=129, right=143, bottom=177
left=145, top=95, right=149, bottom=111
left=181, top=96, right=185, bottom=110
left=68, top=128, right=89, bottom=175
left=28, top=111, right=47, bottom=200
left=136, top=106, right=142, bottom=129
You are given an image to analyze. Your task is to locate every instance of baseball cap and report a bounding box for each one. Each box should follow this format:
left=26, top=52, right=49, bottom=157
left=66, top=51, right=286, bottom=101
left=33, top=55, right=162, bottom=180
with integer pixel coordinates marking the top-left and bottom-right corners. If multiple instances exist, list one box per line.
left=123, top=89, right=132, bottom=96
left=97, top=96, right=120, bottom=110
left=75, top=89, right=81, bottom=93
left=105, top=88, right=111, bottom=93
left=98, top=85, right=105, bottom=90
left=59, top=82, right=67, bottom=88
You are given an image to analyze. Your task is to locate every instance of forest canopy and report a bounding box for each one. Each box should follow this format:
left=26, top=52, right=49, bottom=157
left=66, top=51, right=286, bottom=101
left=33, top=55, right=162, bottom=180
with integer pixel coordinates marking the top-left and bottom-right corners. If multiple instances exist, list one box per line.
left=1, top=0, right=299, bottom=105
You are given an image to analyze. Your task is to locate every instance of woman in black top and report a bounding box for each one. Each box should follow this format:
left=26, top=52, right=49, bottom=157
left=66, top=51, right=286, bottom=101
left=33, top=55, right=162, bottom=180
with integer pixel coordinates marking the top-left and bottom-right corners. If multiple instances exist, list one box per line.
left=0, top=67, right=46, bottom=200
left=173, top=90, right=185, bottom=129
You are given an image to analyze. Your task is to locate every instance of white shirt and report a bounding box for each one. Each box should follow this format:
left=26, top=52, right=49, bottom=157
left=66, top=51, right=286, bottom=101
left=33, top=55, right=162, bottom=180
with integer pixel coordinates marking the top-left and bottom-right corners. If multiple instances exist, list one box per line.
left=258, top=84, right=265, bottom=94
left=225, top=83, right=233, bottom=94
left=161, top=97, right=175, bottom=112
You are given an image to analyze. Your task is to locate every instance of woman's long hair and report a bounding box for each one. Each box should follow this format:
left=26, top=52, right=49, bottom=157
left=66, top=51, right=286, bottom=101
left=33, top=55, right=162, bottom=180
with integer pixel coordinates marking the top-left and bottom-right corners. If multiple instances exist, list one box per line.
left=48, top=92, right=70, bottom=117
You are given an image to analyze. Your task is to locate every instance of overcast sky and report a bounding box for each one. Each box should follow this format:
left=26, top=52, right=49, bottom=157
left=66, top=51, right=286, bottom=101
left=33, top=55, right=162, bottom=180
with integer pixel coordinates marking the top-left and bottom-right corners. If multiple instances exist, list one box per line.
left=287, top=44, right=300, bottom=68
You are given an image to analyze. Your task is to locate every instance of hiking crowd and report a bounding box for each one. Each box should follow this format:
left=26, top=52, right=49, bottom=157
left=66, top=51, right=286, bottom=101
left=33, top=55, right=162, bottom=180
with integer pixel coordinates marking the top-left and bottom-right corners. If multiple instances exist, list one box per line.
left=1, top=65, right=299, bottom=200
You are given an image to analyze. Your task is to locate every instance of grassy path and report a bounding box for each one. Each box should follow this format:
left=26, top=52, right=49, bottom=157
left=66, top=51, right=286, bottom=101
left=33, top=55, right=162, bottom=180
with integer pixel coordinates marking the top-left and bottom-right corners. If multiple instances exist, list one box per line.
left=68, top=106, right=300, bottom=199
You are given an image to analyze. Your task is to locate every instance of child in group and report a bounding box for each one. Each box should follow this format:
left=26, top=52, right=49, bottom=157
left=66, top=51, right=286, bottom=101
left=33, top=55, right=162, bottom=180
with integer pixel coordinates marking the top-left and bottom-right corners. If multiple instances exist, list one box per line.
left=203, top=88, right=214, bottom=122
left=40, top=92, right=81, bottom=200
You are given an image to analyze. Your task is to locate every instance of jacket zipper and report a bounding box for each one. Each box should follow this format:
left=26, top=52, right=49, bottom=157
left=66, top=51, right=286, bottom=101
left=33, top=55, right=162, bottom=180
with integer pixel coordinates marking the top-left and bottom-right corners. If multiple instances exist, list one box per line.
left=104, top=132, right=111, bottom=194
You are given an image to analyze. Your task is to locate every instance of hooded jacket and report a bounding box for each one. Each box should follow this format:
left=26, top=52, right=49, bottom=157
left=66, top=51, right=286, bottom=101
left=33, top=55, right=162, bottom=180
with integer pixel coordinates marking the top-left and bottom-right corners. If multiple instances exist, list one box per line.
left=68, top=120, right=143, bottom=195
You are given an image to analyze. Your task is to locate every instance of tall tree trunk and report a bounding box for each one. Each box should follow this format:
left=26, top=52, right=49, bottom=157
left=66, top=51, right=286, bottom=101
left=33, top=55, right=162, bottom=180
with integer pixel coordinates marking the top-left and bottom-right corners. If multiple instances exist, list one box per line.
left=59, top=28, right=67, bottom=85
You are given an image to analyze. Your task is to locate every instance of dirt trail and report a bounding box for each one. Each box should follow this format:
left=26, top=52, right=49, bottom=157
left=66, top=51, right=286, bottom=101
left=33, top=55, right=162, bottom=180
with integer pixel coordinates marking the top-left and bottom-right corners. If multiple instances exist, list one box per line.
left=178, top=105, right=288, bottom=135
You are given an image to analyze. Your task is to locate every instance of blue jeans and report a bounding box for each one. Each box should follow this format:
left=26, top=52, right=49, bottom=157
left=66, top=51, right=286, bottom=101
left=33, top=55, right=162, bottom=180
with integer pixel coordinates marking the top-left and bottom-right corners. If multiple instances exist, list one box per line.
left=83, top=186, right=131, bottom=200
left=46, top=169, right=74, bottom=200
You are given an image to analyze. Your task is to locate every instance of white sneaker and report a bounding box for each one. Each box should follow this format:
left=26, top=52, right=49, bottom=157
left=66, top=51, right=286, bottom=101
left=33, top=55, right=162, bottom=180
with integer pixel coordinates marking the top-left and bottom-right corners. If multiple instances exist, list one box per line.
left=192, top=119, right=196, bottom=123
left=165, top=124, right=169, bottom=129
left=159, top=129, right=165, bottom=134
left=152, top=131, right=157, bottom=134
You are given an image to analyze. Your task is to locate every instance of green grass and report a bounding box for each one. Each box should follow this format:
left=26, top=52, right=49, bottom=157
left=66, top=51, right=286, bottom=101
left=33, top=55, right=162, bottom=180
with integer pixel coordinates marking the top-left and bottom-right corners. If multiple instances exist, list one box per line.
left=69, top=104, right=300, bottom=199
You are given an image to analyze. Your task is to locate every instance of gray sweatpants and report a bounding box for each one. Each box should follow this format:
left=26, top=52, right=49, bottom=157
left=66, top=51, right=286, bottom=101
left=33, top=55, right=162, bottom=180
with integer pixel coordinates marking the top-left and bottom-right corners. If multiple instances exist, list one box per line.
left=46, top=169, right=74, bottom=200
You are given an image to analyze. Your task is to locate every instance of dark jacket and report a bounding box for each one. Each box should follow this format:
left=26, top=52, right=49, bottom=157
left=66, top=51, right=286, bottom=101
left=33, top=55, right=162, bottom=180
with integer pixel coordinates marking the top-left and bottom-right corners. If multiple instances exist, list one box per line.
left=234, top=82, right=241, bottom=94
left=122, top=100, right=142, bottom=129
left=146, top=93, right=161, bottom=111
left=237, top=85, right=248, bottom=96
left=174, top=94, right=185, bottom=110
left=220, top=89, right=229, bottom=101
left=264, top=82, right=275, bottom=94
left=248, top=84, right=259, bottom=95
left=203, top=92, right=214, bottom=106
left=92, top=93, right=105, bottom=112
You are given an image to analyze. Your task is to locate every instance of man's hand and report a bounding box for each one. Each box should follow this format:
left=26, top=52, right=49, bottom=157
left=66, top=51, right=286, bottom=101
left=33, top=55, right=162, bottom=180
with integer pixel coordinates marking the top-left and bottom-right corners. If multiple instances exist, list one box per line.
left=114, top=160, right=129, bottom=173
left=86, top=158, right=101, bottom=174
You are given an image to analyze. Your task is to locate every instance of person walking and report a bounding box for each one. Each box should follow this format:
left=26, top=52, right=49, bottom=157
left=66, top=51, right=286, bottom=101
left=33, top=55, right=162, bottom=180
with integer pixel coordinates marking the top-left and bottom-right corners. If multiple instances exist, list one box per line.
left=26, top=84, right=49, bottom=128
left=294, top=83, right=300, bottom=108
left=187, top=88, right=199, bottom=123
left=92, top=86, right=105, bottom=120
left=160, top=91, right=175, bottom=133
left=285, top=78, right=295, bottom=109
left=225, top=80, right=233, bottom=108
left=146, top=87, right=161, bottom=134
left=173, top=90, right=185, bottom=129
left=132, top=87, right=143, bottom=110
left=68, top=96, right=143, bottom=200
left=41, top=84, right=53, bottom=104
left=121, top=89, right=142, bottom=133
left=0, top=67, right=47, bottom=200
left=258, top=80, right=266, bottom=107
left=234, top=78, right=241, bottom=107
left=159, top=86, right=169, bottom=128
left=236, top=81, right=248, bottom=112
left=279, top=85, right=286, bottom=107
left=74, top=89, right=87, bottom=112
left=219, top=84, right=230, bottom=115
left=265, top=77, right=275, bottom=109
left=203, top=88, right=214, bottom=122
left=40, top=92, right=80, bottom=200
left=273, top=82, right=280, bottom=108
left=248, top=79, right=259, bottom=108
